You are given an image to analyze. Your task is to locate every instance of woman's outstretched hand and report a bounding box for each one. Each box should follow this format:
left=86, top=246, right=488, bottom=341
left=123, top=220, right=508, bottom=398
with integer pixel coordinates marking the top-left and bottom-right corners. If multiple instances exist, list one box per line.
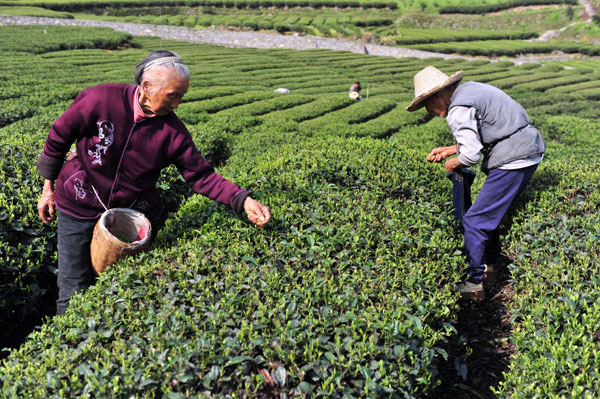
left=244, top=197, right=271, bottom=227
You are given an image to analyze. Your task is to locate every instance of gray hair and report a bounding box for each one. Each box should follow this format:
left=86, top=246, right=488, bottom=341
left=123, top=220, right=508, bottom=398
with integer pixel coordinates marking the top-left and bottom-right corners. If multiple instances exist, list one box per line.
left=134, top=50, right=190, bottom=86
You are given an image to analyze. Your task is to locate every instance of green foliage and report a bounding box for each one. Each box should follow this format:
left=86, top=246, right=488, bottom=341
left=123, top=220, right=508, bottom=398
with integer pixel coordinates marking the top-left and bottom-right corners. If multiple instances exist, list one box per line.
left=0, top=25, right=132, bottom=54
left=0, top=6, right=74, bottom=17
left=490, top=126, right=600, bottom=396
left=0, top=111, right=66, bottom=351
left=387, top=28, right=537, bottom=45
left=407, top=40, right=600, bottom=57
left=1, top=26, right=600, bottom=398
left=0, top=0, right=396, bottom=10
left=439, top=0, right=578, bottom=14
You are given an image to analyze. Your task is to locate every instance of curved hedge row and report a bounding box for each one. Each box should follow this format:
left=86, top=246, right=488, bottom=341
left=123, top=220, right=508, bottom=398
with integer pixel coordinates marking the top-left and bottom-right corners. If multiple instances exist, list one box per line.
left=546, top=79, right=600, bottom=94
left=0, top=0, right=397, bottom=10
left=0, top=5, right=74, bottom=17
left=298, top=96, right=398, bottom=135
left=0, top=25, right=131, bottom=54
left=389, top=29, right=537, bottom=45
left=439, top=0, right=578, bottom=14
left=407, top=40, right=600, bottom=57
left=510, top=72, right=595, bottom=92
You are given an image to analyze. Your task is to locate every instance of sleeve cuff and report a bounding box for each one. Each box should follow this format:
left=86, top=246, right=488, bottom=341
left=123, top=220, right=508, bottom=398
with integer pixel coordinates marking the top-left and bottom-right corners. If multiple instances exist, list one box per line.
left=36, top=153, right=64, bottom=180
left=231, top=190, right=250, bottom=214
left=457, top=152, right=481, bottom=167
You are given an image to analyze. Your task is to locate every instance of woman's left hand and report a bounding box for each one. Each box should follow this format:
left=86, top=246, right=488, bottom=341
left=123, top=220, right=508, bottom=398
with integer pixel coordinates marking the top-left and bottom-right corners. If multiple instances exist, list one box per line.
left=244, top=197, right=271, bottom=227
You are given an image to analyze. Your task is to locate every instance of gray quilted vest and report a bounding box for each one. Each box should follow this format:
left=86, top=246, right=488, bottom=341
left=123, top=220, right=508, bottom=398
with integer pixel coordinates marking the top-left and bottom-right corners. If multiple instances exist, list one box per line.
left=449, top=81, right=546, bottom=172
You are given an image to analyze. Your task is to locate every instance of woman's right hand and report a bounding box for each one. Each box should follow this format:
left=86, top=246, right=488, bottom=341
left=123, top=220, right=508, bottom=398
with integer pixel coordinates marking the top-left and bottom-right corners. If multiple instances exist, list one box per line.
left=38, top=179, right=56, bottom=225
left=244, top=196, right=271, bottom=227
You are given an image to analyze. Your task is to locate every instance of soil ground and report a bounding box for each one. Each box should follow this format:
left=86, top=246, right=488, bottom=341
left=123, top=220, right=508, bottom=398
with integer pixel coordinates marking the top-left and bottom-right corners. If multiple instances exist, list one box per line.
left=431, top=257, right=516, bottom=398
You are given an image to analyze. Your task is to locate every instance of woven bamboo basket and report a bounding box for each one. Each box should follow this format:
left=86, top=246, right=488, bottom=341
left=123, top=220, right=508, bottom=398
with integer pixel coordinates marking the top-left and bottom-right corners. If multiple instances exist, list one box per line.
left=90, top=208, right=152, bottom=274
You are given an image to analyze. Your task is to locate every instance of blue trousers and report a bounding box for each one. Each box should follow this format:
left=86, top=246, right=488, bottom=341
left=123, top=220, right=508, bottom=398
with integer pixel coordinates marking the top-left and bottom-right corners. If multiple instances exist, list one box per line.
left=56, top=211, right=98, bottom=315
left=462, top=164, right=538, bottom=283
left=446, top=168, right=476, bottom=222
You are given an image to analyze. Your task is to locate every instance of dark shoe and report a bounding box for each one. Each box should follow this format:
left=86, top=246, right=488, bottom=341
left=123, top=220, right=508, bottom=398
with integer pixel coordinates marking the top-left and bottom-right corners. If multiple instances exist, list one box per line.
left=459, top=281, right=485, bottom=301
left=485, top=253, right=512, bottom=268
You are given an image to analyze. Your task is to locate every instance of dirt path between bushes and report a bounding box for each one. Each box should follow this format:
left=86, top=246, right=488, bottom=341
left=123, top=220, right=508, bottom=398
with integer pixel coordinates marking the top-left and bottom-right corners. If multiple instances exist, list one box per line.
left=528, top=0, right=597, bottom=41
left=432, top=257, right=516, bottom=398
left=579, top=0, right=598, bottom=22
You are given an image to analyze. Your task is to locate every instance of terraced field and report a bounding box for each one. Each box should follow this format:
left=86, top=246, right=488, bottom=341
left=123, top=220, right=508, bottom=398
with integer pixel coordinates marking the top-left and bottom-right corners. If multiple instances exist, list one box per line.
left=1, top=0, right=596, bottom=55
left=1, top=25, right=600, bottom=398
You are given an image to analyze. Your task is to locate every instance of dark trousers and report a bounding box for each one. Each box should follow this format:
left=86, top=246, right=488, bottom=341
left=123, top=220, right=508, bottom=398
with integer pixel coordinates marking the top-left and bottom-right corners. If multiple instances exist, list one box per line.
left=462, top=164, right=538, bottom=283
left=447, top=167, right=476, bottom=222
left=56, top=211, right=98, bottom=315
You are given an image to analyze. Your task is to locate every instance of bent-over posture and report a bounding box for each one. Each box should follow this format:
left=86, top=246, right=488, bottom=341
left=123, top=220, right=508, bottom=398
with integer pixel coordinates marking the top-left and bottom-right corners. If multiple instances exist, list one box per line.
left=37, top=50, right=271, bottom=314
left=406, top=66, right=545, bottom=301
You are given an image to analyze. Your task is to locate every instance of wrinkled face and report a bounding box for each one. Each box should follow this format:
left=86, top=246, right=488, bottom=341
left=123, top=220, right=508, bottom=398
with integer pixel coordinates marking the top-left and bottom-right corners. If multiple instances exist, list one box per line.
left=424, top=87, right=451, bottom=117
left=141, top=69, right=189, bottom=116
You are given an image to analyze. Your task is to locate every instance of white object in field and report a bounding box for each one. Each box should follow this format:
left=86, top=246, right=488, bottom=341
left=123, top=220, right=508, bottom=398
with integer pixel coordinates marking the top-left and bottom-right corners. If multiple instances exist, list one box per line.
left=349, top=91, right=359, bottom=99
left=274, top=88, right=290, bottom=94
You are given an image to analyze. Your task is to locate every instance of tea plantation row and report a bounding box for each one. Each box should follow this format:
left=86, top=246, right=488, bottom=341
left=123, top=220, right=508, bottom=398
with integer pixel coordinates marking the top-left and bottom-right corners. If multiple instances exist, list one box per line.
left=0, top=26, right=599, bottom=398
left=0, top=0, right=582, bottom=52
left=0, top=0, right=396, bottom=10
left=98, top=11, right=395, bottom=37
left=408, top=39, right=600, bottom=57
left=439, top=0, right=578, bottom=14
left=0, top=0, right=588, bottom=60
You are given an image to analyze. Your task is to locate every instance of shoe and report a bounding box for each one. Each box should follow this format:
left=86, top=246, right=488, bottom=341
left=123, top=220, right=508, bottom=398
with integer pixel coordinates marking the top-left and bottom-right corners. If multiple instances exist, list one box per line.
left=459, top=281, right=485, bottom=301
left=485, top=253, right=512, bottom=268
left=483, top=264, right=497, bottom=285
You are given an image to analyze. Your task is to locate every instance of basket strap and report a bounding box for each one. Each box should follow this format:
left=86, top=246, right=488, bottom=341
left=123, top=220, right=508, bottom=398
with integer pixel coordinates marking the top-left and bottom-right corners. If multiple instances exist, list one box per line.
left=91, top=185, right=109, bottom=212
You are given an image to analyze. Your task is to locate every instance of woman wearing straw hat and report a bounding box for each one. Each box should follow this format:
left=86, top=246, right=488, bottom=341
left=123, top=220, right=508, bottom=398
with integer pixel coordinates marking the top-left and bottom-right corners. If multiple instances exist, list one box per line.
left=406, top=66, right=545, bottom=301
left=36, top=50, right=271, bottom=315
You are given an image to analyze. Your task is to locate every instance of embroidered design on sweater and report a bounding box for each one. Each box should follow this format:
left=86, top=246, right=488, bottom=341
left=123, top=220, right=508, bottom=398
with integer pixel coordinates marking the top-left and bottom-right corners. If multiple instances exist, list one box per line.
left=88, top=120, right=115, bottom=165
left=73, top=178, right=87, bottom=200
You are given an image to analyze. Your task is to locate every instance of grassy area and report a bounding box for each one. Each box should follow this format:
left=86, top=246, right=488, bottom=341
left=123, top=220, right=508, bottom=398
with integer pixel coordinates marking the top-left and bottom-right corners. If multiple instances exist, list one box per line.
left=557, top=21, right=600, bottom=41
left=398, top=6, right=578, bottom=32
left=0, top=5, right=74, bottom=17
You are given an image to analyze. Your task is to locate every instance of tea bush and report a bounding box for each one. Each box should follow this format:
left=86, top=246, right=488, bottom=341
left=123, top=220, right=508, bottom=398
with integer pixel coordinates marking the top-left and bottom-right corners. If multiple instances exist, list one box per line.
left=0, top=110, right=67, bottom=353
left=439, top=0, right=577, bottom=14
left=407, top=40, right=600, bottom=57
left=2, top=26, right=600, bottom=398
left=0, top=0, right=396, bottom=10
left=492, top=121, right=600, bottom=397
left=0, top=5, right=73, bottom=17
left=0, top=25, right=131, bottom=54
left=389, top=29, right=536, bottom=45
left=546, top=79, right=600, bottom=94
left=510, top=73, right=596, bottom=92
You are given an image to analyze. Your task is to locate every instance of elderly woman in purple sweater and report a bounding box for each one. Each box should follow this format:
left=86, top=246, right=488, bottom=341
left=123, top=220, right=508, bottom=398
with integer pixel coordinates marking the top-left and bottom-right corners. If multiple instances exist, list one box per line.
left=36, top=50, right=271, bottom=315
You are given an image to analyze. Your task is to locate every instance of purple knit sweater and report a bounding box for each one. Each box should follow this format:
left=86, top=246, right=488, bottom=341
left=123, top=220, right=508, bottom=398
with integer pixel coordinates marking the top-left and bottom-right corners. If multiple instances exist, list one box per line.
left=37, top=84, right=248, bottom=220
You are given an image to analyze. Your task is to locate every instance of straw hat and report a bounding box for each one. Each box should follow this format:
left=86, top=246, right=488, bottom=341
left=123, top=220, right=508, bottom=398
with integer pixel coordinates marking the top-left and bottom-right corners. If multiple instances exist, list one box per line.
left=406, top=66, right=463, bottom=112
left=349, top=91, right=360, bottom=99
